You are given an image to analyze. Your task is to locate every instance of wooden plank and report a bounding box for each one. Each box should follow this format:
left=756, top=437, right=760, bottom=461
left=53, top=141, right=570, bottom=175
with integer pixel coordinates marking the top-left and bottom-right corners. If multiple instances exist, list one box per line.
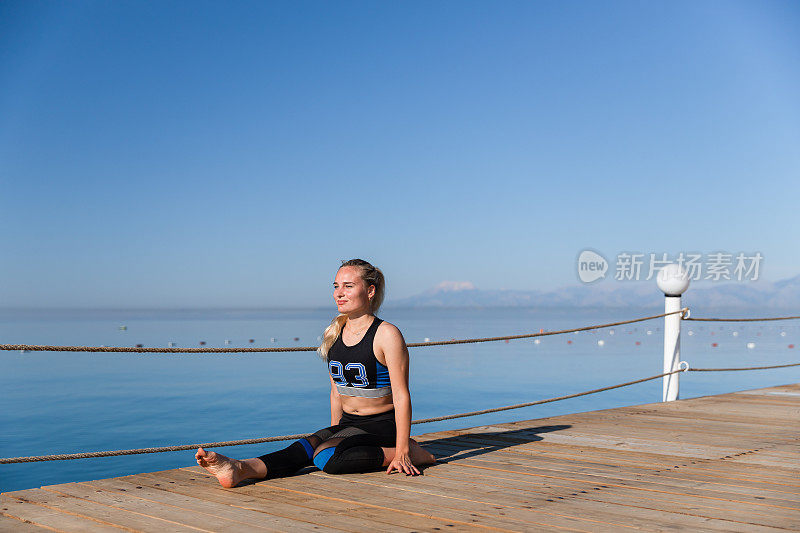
left=514, top=433, right=796, bottom=467
left=425, top=440, right=800, bottom=497
left=421, top=461, right=800, bottom=530
left=81, top=478, right=330, bottom=533
left=253, top=472, right=546, bottom=531
left=611, top=407, right=799, bottom=428
left=1, top=493, right=128, bottom=532
left=438, top=448, right=796, bottom=507
left=420, top=417, right=799, bottom=448
left=444, top=474, right=799, bottom=528
left=40, top=481, right=266, bottom=532
left=609, top=408, right=800, bottom=435
left=736, top=386, right=800, bottom=396
left=305, top=468, right=792, bottom=532
left=130, top=469, right=404, bottom=533
left=436, top=455, right=800, bottom=511
left=424, top=438, right=800, bottom=486
left=364, top=458, right=798, bottom=520
left=433, top=476, right=790, bottom=532
left=527, top=427, right=791, bottom=457
left=496, top=440, right=800, bottom=482
left=177, top=467, right=515, bottom=532
left=539, top=417, right=798, bottom=445
left=457, top=397, right=798, bottom=428
left=7, top=487, right=211, bottom=533
left=173, top=463, right=583, bottom=532
left=416, top=421, right=799, bottom=458
left=138, top=470, right=424, bottom=531
left=166, top=468, right=477, bottom=533
left=648, top=403, right=799, bottom=423
left=300, top=471, right=633, bottom=533
left=425, top=443, right=800, bottom=503
left=439, top=455, right=800, bottom=516
left=0, top=511, right=51, bottom=532
left=503, top=447, right=799, bottom=492
left=539, top=403, right=800, bottom=427
left=721, top=392, right=800, bottom=404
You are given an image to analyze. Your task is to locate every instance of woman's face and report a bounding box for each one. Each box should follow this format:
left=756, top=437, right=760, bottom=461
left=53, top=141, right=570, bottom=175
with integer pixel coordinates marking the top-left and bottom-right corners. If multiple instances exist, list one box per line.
left=333, top=266, right=374, bottom=315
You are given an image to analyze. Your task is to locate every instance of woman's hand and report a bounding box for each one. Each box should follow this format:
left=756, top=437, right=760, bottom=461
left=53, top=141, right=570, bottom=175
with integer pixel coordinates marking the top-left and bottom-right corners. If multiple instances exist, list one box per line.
left=386, top=450, right=420, bottom=476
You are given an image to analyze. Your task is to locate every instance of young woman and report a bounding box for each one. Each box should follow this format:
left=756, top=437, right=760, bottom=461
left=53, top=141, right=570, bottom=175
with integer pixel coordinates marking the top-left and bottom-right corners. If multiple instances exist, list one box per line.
left=195, top=258, right=435, bottom=487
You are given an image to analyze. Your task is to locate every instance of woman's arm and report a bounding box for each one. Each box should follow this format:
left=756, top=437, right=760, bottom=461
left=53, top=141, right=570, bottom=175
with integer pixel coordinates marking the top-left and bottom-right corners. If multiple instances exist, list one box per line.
left=329, top=374, right=343, bottom=425
left=379, top=323, right=419, bottom=475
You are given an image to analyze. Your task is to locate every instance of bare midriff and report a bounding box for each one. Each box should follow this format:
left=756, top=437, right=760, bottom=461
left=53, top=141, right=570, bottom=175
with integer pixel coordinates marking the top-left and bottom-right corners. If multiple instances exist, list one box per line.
left=340, top=393, right=394, bottom=416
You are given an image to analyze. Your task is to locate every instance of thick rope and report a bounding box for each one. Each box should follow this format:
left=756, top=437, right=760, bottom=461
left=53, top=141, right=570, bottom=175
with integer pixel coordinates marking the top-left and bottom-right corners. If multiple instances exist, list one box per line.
left=689, top=362, right=800, bottom=372
left=0, top=309, right=688, bottom=354
left=684, top=315, right=800, bottom=322
left=404, top=368, right=687, bottom=423
left=0, top=367, right=687, bottom=464
left=2, top=345, right=312, bottom=353
left=407, top=309, right=687, bottom=347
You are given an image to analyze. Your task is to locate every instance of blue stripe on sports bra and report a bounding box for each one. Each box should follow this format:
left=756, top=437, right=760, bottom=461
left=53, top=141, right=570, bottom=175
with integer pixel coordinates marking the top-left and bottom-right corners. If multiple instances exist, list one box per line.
left=375, top=361, right=391, bottom=388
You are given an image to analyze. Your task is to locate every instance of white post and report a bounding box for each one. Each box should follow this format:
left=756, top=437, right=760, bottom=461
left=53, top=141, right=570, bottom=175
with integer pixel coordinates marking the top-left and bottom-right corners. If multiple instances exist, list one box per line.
left=657, top=264, right=690, bottom=402
left=662, top=295, right=682, bottom=401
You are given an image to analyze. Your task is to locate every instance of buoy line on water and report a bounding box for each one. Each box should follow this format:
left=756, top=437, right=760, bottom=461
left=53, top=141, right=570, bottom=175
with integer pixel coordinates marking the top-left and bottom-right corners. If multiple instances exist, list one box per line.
left=0, top=309, right=689, bottom=354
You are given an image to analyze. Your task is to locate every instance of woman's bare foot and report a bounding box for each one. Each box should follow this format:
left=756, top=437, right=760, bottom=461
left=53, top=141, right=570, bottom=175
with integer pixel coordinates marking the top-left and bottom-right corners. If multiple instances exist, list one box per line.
left=195, top=448, right=265, bottom=488
left=382, top=439, right=437, bottom=469
left=408, top=439, right=436, bottom=466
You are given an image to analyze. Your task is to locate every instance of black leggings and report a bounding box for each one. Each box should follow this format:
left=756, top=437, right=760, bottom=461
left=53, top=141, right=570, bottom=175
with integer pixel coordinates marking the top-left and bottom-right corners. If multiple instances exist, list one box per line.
left=257, top=409, right=396, bottom=478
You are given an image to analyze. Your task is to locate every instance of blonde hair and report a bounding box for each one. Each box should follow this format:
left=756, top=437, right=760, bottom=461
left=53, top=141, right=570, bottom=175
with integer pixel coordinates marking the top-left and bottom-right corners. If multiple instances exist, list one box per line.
left=318, top=259, right=385, bottom=359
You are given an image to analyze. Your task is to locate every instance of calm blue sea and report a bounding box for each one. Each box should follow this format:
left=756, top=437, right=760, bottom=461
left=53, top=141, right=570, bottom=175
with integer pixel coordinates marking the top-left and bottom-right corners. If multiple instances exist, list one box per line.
left=1, top=306, right=798, bottom=493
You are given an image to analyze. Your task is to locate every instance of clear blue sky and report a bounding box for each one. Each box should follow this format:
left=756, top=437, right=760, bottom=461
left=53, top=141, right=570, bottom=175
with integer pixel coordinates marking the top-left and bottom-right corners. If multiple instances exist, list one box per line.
left=1, top=1, right=798, bottom=308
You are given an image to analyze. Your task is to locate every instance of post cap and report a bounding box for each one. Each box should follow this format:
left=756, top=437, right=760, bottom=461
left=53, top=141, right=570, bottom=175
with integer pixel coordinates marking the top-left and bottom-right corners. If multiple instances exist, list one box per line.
left=657, top=263, right=690, bottom=296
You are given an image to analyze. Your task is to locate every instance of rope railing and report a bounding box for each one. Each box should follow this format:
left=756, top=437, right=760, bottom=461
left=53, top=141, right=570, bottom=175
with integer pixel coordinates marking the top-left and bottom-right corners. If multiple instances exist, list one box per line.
left=684, top=315, right=800, bottom=322
left=0, top=367, right=689, bottom=464
left=406, top=309, right=687, bottom=347
left=689, top=362, right=800, bottom=372
left=0, top=309, right=688, bottom=354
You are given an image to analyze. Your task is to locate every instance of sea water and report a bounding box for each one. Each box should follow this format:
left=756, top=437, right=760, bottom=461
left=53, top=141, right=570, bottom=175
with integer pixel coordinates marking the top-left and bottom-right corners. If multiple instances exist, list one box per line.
left=1, top=306, right=798, bottom=493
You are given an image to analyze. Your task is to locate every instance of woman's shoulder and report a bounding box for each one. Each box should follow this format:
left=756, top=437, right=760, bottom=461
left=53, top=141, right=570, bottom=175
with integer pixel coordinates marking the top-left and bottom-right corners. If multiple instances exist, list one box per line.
left=373, top=319, right=407, bottom=360
left=374, top=319, right=404, bottom=342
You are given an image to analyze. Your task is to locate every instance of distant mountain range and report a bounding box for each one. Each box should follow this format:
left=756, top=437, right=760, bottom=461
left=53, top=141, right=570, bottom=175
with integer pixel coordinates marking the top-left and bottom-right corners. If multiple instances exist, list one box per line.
left=387, top=275, right=800, bottom=309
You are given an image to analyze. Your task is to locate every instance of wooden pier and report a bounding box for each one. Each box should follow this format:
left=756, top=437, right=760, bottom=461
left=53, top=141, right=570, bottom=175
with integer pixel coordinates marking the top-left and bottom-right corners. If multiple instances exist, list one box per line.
left=2, top=383, right=799, bottom=532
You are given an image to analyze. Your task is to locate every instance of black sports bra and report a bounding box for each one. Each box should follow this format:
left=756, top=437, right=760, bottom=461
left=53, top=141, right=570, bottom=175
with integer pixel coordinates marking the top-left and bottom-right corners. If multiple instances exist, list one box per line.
left=327, top=317, right=392, bottom=398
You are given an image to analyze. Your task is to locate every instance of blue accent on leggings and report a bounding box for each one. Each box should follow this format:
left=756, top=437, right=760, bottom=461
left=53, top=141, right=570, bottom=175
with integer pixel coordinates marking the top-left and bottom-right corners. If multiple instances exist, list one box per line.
left=313, top=447, right=336, bottom=470
left=297, top=438, right=314, bottom=459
